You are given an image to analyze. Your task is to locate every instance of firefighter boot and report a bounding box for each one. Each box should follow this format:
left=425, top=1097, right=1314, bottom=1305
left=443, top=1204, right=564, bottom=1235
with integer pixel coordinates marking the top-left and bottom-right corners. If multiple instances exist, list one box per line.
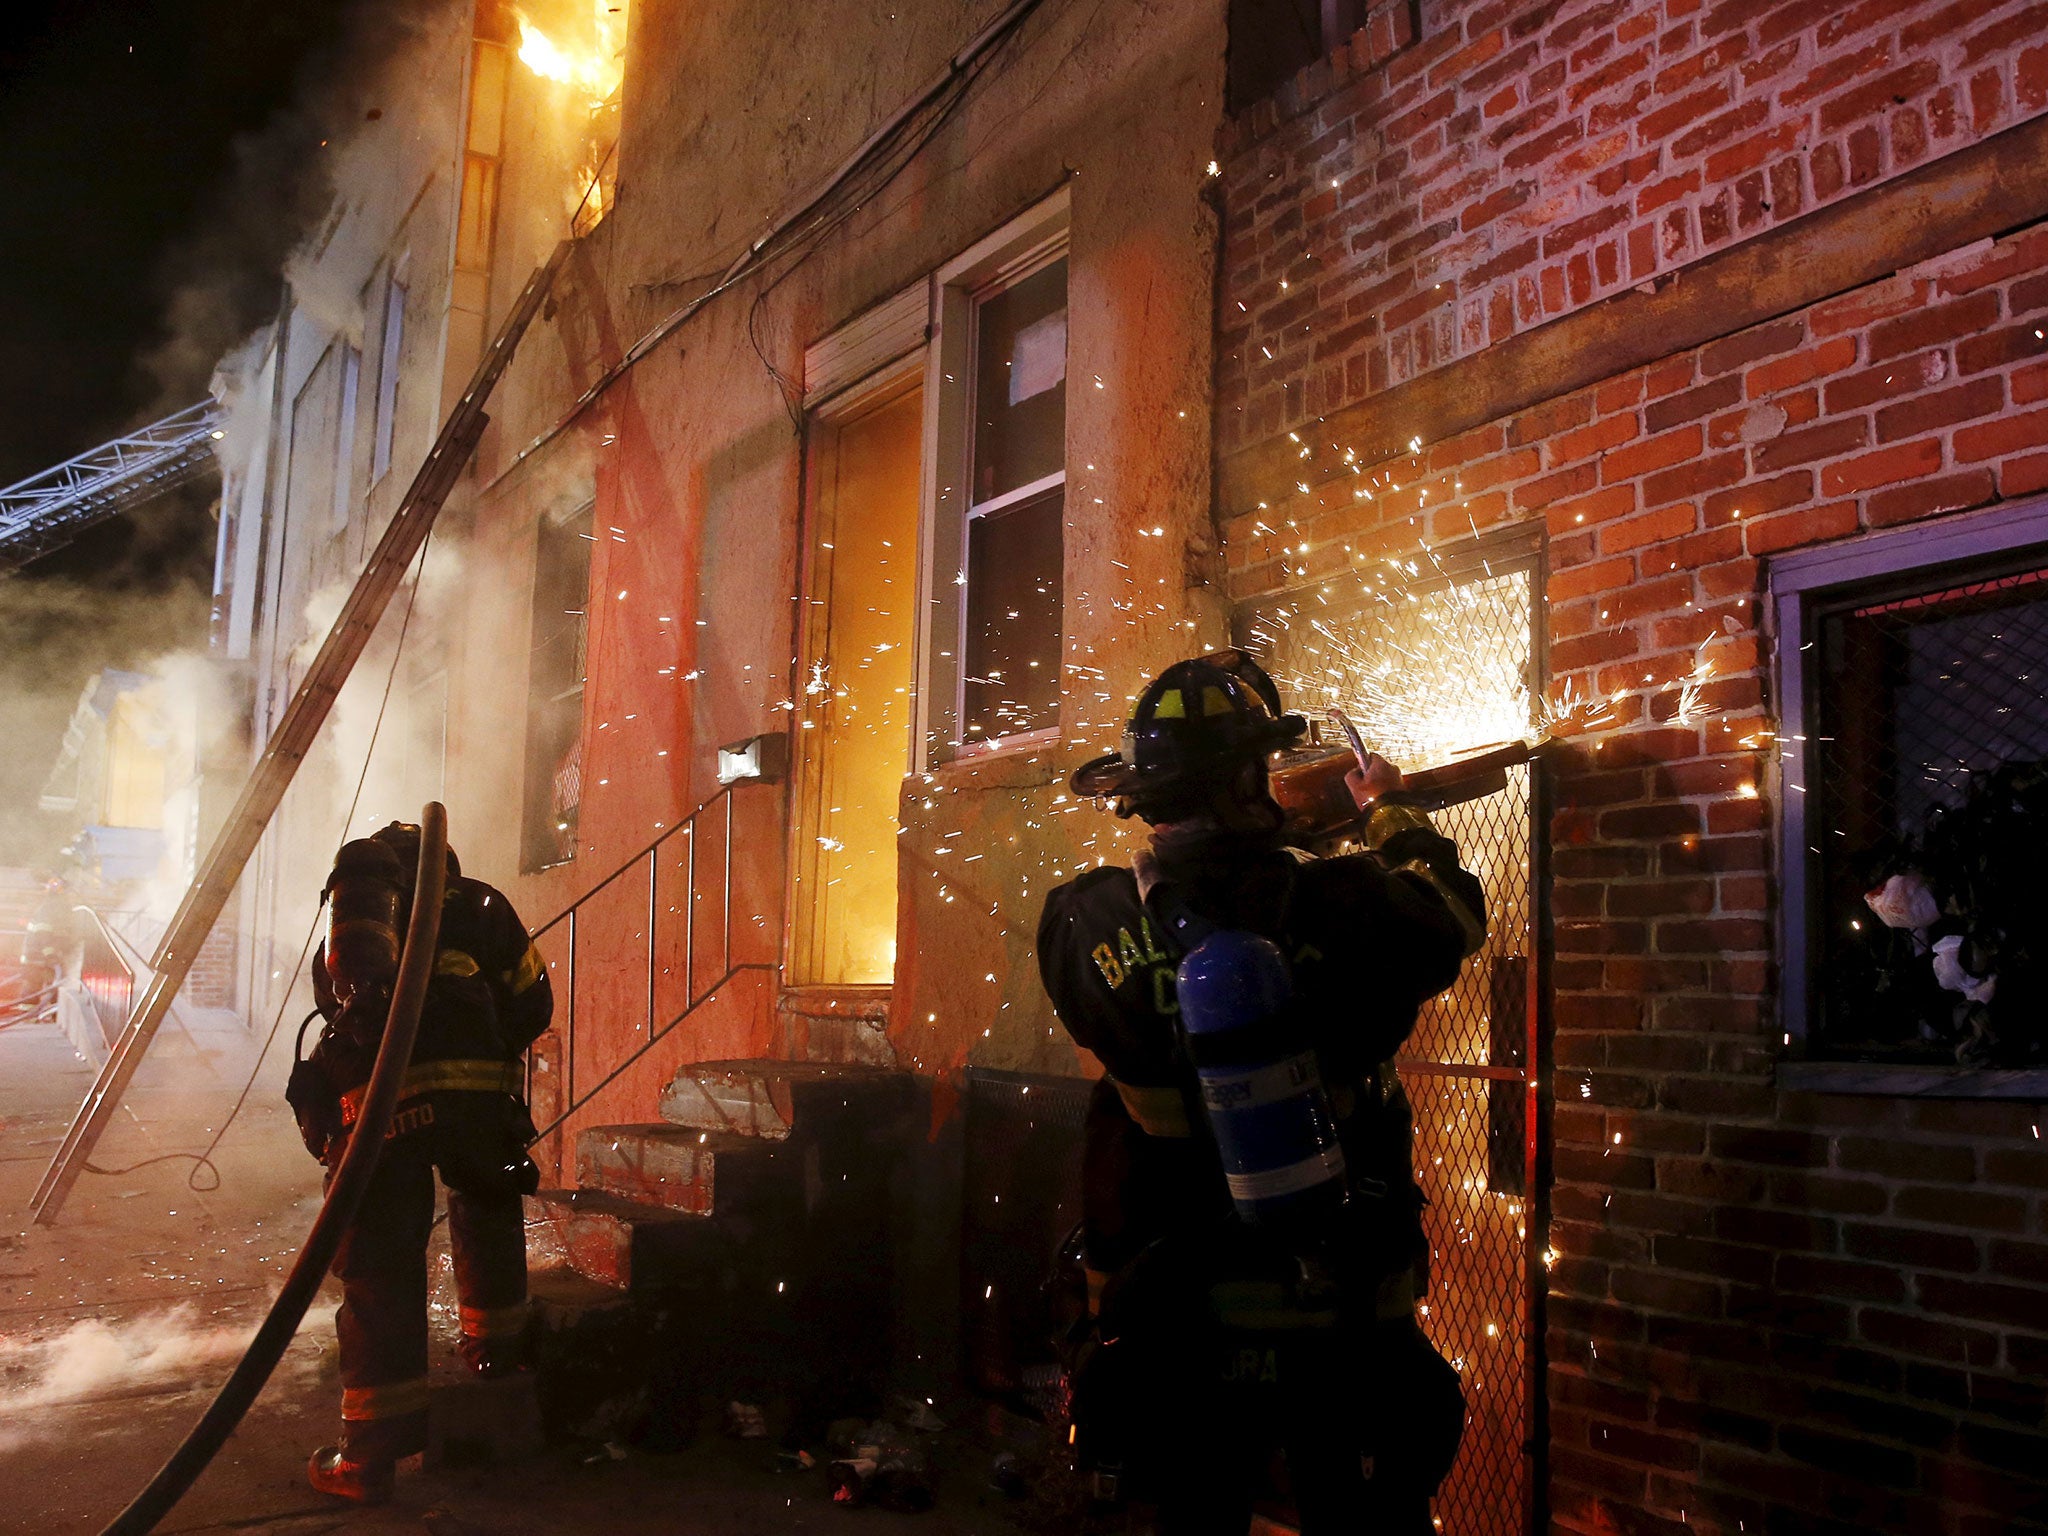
left=307, top=1445, right=396, bottom=1504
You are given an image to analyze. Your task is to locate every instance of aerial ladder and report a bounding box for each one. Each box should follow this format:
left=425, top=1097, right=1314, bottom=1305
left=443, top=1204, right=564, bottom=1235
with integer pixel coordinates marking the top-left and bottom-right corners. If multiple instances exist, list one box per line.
left=0, top=399, right=227, bottom=572
left=29, top=241, right=571, bottom=1225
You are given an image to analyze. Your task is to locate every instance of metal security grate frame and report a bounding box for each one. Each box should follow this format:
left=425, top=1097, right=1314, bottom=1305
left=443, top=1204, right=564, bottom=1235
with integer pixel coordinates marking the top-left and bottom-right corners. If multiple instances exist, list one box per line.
left=1808, top=559, right=2048, bottom=1060
left=1238, top=526, right=1551, bottom=1536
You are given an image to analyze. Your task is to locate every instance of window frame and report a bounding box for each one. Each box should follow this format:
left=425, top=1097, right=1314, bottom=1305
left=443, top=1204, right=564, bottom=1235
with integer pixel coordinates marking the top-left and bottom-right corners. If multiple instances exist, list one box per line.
left=371, top=257, right=411, bottom=485
left=520, top=498, right=596, bottom=874
left=1769, top=496, right=2048, bottom=1072
left=915, top=188, right=1071, bottom=772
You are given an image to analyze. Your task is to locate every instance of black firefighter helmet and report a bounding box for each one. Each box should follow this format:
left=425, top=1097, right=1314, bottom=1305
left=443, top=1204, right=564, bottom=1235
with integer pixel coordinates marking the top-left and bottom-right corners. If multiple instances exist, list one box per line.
left=1070, top=649, right=1306, bottom=817
left=369, top=820, right=462, bottom=886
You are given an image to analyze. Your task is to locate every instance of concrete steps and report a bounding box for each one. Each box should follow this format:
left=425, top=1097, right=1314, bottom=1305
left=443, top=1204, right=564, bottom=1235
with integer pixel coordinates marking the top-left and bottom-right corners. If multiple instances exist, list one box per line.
left=524, top=1187, right=735, bottom=1291
left=525, top=1055, right=918, bottom=1432
left=532, top=1058, right=914, bottom=1294
left=659, top=1058, right=914, bottom=1140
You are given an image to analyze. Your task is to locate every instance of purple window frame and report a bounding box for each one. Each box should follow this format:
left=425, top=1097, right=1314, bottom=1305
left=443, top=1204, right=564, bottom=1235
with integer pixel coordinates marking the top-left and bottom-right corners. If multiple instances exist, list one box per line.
left=1768, top=496, right=2048, bottom=1053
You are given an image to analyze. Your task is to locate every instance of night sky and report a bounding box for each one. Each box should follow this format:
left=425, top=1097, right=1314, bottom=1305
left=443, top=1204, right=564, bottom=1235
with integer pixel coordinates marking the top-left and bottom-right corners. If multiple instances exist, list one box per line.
left=0, top=2, right=362, bottom=862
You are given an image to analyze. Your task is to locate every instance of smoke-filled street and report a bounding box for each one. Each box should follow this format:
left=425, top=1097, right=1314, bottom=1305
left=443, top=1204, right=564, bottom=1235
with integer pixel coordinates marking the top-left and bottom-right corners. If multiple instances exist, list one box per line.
left=0, top=1011, right=1036, bottom=1534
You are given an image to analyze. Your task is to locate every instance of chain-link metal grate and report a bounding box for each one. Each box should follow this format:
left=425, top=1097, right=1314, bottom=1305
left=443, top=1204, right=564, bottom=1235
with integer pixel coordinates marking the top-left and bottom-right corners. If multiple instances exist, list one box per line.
left=1809, top=563, right=2048, bottom=1058
left=1244, top=539, right=1543, bottom=1536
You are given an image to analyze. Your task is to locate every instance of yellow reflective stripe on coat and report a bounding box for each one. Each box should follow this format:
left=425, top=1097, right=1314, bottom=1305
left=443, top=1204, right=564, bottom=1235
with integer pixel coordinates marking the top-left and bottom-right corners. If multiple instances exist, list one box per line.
left=1360, top=801, right=1435, bottom=852
left=1395, top=857, right=1486, bottom=956
left=505, top=943, right=545, bottom=995
left=1111, top=1078, right=1191, bottom=1138
left=434, top=948, right=481, bottom=978
left=459, top=1301, right=530, bottom=1340
left=341, top=1376, right=431, bottom=1421
left=339, top=1058, right=523, bottom=1120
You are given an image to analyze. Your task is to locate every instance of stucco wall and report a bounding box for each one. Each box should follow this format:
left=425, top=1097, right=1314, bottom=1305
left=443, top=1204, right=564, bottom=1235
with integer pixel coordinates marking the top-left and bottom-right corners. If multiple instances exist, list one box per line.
left=437, top=0, right=1231, bottom=1162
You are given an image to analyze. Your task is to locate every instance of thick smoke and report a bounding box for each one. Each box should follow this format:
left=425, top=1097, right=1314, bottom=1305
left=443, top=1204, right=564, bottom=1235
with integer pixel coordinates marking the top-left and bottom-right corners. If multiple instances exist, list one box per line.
left=140, top=0, right=460, bottom=413
left=0, top=1, right=459, bottom=877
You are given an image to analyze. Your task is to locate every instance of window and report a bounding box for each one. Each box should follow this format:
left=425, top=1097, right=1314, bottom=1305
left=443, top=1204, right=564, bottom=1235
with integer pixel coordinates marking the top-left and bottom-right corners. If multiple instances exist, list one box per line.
left=921, top=195, right=1069, bottom=765
left=284, top=344, right=342, bottom=548
left=371, top=265, right=409, bottom=483
left=1772, top=502, right=2048, bottom=1070
left=522, top=504, right=594, bottom=872
left=332, top=345, right=361, bottom=537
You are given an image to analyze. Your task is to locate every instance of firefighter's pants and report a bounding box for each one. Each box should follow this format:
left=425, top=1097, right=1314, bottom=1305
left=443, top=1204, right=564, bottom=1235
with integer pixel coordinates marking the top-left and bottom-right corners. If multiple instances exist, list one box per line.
left=329, top=1114, right=528, bottom=1462
left=1152, top=1314, right=1464, bottom=1536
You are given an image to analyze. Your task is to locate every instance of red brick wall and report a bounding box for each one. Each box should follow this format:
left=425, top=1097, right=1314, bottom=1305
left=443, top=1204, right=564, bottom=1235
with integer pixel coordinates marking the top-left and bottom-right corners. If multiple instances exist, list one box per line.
left=184, top=924, right=237, bottom=1010
left=1217, top=7, right=2048, bottom=1532
left=1217, top=0, right=2048, bottom=455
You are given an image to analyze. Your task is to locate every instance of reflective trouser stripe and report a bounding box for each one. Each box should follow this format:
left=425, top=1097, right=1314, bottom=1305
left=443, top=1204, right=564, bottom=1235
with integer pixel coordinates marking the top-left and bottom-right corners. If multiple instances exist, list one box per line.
left=460, top=1302, right=529, bottom=1340
left=341, top=1376, right=431, bottom=1421
left=339, top=1059, right=523, bottom=1123
left=1111, top=1078, right=1191, bottom=1138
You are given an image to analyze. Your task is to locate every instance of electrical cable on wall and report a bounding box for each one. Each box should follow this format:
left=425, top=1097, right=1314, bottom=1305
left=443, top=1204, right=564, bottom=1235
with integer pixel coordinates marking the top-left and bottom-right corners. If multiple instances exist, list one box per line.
left=495, top=0, right=1052, bottom=482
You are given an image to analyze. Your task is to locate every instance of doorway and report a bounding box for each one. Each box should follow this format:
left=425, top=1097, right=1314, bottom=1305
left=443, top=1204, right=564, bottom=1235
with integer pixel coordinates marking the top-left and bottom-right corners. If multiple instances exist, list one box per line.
left=790, top=377, right=924, bottom=987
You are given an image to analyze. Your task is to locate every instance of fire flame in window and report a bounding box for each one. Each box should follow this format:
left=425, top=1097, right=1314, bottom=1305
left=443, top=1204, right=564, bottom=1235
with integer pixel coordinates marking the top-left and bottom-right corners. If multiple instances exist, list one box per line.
left=514, top=2, right=625, bottom=106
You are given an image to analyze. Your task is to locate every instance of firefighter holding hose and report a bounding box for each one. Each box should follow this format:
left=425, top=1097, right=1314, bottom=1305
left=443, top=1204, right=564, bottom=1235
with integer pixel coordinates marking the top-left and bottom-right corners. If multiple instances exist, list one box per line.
left=1037, top=651, right=1483, bottom=1535
left=289, top=821, right=552, bottom=1502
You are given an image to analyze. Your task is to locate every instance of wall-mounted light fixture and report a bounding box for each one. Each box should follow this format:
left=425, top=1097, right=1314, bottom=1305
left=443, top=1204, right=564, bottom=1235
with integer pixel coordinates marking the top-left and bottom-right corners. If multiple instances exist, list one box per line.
left=716, top=732, right=788, bottom=785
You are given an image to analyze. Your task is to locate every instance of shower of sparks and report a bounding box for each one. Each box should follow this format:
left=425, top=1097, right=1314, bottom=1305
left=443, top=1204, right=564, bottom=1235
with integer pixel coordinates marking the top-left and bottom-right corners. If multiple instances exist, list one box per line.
left=1674, top=614, right=1744, bottom=727
left=1250, top=565, right=1546, bottom=767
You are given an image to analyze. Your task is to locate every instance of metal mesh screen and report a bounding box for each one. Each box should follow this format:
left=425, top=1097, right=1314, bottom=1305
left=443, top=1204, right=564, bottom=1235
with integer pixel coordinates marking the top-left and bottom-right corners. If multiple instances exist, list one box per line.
left=1406, top=764, right=1534, bottom=1536
left=1244, top=543, right=1541, bottom=1536
left=1810, top=562, right=2048, bottom=1059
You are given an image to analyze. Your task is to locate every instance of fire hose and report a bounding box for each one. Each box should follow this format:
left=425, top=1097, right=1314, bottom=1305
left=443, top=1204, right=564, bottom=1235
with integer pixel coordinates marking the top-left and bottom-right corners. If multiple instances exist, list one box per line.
left=97, top=801, right=449, bottom=1536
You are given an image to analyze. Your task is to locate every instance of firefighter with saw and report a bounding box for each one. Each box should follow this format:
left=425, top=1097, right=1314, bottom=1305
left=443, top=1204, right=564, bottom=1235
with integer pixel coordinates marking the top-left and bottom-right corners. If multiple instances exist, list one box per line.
left=1037, top=650, right=1484, bottom=1535
left=287, top=821, right=552, bottom=1502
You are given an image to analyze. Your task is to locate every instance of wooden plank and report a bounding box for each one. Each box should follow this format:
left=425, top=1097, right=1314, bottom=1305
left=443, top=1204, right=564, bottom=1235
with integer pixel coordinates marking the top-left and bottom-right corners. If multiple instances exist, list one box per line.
left=1217, top=112, right=2048, bottom=514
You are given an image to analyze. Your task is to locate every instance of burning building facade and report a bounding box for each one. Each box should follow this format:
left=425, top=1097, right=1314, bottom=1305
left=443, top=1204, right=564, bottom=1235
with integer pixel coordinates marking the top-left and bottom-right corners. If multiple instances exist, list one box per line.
left=199, top=0, right=2048, bottom=1530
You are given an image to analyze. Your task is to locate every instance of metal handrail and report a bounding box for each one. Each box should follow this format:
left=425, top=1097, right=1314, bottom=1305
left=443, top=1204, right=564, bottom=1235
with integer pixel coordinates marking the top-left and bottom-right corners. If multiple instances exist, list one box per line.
left=70, top=905, right=137, bottom=1051
left=525, top=780, right=776, bottom=1149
